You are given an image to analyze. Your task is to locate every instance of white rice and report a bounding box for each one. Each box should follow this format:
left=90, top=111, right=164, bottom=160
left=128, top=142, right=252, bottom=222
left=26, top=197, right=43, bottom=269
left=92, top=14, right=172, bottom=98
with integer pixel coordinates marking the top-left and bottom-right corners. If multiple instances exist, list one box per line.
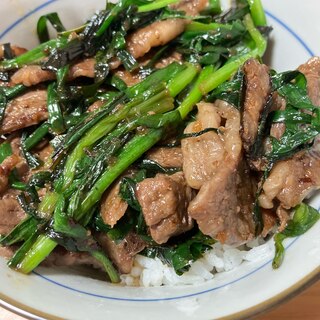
left=120, top=239, right=274, bottom=287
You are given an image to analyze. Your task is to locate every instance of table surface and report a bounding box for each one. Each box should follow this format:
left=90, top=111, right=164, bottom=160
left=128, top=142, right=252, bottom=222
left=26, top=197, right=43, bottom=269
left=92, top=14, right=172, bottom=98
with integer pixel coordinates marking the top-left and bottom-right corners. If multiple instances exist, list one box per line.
left=0, top=280, right=319, bottom=320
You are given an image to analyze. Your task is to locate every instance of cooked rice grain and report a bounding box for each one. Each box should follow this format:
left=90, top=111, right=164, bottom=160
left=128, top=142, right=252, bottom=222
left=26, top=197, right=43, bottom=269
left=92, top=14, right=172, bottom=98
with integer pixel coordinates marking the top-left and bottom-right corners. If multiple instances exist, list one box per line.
left=120, top=240, right=274, bottom=287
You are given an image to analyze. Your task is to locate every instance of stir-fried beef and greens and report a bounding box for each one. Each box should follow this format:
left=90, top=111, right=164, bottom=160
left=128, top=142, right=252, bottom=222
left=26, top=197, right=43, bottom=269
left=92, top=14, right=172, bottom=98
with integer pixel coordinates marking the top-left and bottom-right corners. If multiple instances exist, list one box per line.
left=0, top=0, right=319, bottom=284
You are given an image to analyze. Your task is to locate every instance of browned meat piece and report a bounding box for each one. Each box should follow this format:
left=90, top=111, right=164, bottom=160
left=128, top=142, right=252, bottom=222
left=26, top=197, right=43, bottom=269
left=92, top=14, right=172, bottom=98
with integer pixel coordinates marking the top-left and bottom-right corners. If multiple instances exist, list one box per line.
left=261, top=209, right=277, bottom=237
left=87, top=100, right=104, bottom=112
left=0, top=190, right=26, bottom=235
left=310, top=135, right=320, bottom=160
left=113, top=68, right=142, bottom=86
left=0, top=245, right=16, bottom=259
left=259, top=151, right=320, bottom=210
left=188, top=160, right=255, bottom=245
left=250, top=92, right=287, bottom=171
left=154, top=51, right=182, bottom=69
left=136, top=172, right=193, bottom=244
left=43, top=248, right=103, bottom=270
left=11, top=58, right=96, bottom=87
left=96, top=232, right=146, bottom=274
left=0, top=154, right=22, bottom=194
left=127, top=20, right=186, bottom=60
left=100, top=179, right=128, bottom=228
left=126, top=0, right=208, bottom=59
left=182, top=100, right=241, bottom=189
left=186, top=101, right=255, bottom=245
left=146, top=147, right=183, bottom=168
left=298, top=56, right=320, bottom=106
left=108, top=57, right=122, bottom=70
left=11, top=65, right=55, bottom=87
left=181, top=102, right=223, bottom=189
left=276, top=205, right=290, bottom=231
left=0, top=89, right=47, bottom=134
left=69, top=58, right=95, bottom=79
left=241, top=59, right=271, bottom=152
left=270, top=92, right=286, bottom=140
left=259, top=58, right=320, bottom=215
left=1, top=136, right=29, bottom=182
left=34, top=143, right=53, bottom=164
left=0, top=45, right=27, bottom=58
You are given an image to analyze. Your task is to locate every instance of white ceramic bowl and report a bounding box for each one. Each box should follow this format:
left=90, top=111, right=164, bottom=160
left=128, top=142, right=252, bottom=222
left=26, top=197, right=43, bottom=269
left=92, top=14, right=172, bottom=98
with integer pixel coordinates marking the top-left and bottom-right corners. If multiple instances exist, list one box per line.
left=0, top=1, right=319, bottom=319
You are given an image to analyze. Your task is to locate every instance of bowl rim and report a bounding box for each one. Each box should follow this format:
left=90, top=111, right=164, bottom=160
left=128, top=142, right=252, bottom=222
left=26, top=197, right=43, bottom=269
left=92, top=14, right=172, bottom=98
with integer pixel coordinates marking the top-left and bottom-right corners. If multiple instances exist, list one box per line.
left=0, top=266, right=319, bottom=320
left=0, top=1, right=319, bottom=319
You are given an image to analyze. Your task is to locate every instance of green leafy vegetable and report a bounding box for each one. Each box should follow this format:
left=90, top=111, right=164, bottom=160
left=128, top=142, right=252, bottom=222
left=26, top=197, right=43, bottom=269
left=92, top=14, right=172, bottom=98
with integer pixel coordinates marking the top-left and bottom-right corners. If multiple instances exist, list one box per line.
left=206, top=69, right=244, bottom=107
left=267, top=72, right=320, bottom=162
left=37, top=12, right=66, bottom=43
left=47, top=83, right=66, bottom=134
left=142, top=231, right=215, bottom=275
left=1, top=0, right=277, bottom=281
left=0, top=142, right=12, bottom=163
left=273, top=203, right=320, bottom=269
left=20, top=132, right=42, bottom=169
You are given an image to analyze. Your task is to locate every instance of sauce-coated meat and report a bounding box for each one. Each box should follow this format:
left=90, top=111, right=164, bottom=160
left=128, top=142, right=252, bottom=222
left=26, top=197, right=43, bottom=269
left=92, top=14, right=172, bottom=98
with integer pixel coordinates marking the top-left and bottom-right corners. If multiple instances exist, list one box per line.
left=0, top=190, right=26, bottom=236
left=298, top=56, right=320, bottom=106
left=260, top=57, right=320, bottom=219
left=0, top=154, right=21, bottom=194
left=241, top=58, right=271, bottom=153
left=188, top=160, right=256, bottom=245
left=146, top=147, right=183, bottom=168
left=96, top=232, right=146, bottom=274
left=187, top=101, right=255, bottom=245
left=100, top=179, right=128, bottom=228
left=181, top=102, right=223, bottom=189
left=136, top=172, right=193, bottom=244
left=0, top=89, right=47, bottom=134
left=259, top=151, right=320, bottom=210
left=11, top=59, right=96, bottom=87
left=126, top=0, right=208, bottom=59
left=11, top=65, right=55, bottom=86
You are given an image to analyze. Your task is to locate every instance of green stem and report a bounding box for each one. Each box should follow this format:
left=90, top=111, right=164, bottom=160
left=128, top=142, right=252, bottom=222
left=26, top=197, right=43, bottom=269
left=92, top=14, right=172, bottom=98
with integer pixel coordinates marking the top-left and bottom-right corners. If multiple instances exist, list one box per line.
left=178, top=16, right=267, bottom=119
left=243, top=14, right=267, bottom=56
left=8, top=232, right=40, bottom=269
left=126, top=62, right=185, bottom=98
left=62, top=90, right=169, bottom=190
left=47, top=83, right=65, bottom=134
left=16, top=234, right=57, bottom=274
left=199, top=50, right=258, bottom=95
left=207, top=0, right=221, bottom=13
left=247, top=0, right=267, bottom=26
left=91, top=251, right=120, bottom=283
left=178, top=65, right=214, bottom=119
left=79, top=128, right=163, bottom=217
left=3, top=84, right=26, bottom=99
left=167, top=63, right=199, bottom=97
left=62, top=64, right=197, bottom=190
left=0, top=39, right=67, bottom=70
left=186, top=21, right=232, bottom=32
left=0, top=142, right=12, bottom=163
left=0, top=216, right=39, bottom=246
left=38, top=192, right=61, bottom=219
left=24, top=123, right=50, bottom=151
left=95, top=0, right=129, bottom=37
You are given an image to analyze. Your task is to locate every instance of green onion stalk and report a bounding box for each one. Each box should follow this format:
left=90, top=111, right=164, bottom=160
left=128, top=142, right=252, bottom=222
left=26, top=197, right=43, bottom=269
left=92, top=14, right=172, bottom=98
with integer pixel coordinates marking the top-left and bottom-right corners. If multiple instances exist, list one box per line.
left=13, top=63, right=199, bottom=280
left=9, top=1, right=268, bottom=282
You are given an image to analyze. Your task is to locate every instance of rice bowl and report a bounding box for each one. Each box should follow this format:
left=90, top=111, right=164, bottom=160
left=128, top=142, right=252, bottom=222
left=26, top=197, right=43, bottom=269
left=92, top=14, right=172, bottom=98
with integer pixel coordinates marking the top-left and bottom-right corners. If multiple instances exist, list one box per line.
left=0, top=0, right=319, bottom=319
